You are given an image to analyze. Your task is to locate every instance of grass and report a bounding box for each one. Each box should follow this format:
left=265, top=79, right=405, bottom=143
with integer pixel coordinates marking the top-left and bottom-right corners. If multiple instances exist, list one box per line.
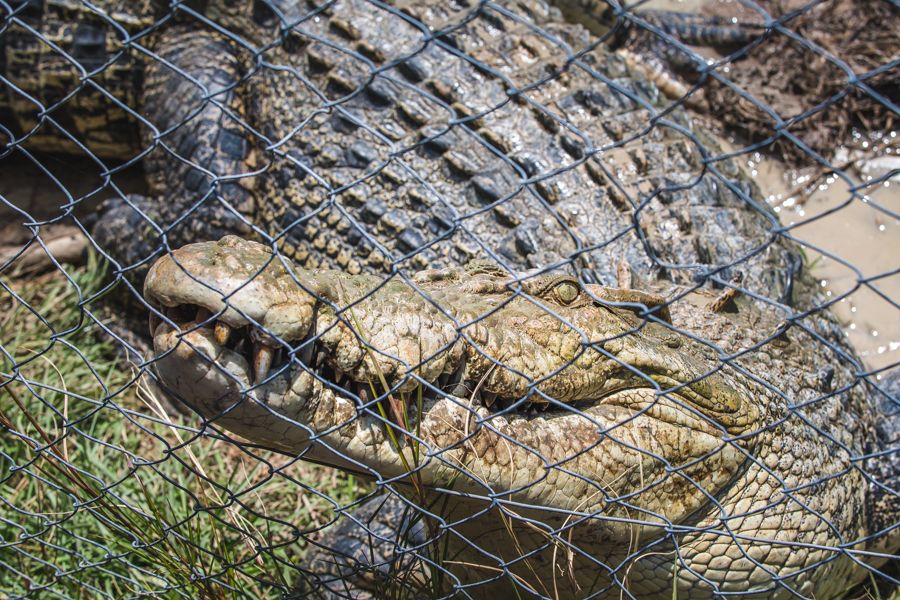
left=0, top=255, right=367, bottom=598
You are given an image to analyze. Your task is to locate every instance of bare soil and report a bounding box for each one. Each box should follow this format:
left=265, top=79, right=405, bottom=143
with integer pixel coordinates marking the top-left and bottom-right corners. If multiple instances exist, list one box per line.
left=698, top=0, right=898, bottom=166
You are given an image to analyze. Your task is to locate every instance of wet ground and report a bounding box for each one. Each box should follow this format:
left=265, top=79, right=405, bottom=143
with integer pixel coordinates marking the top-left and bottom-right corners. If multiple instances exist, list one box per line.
left=644, top=0, right=899, bottom=372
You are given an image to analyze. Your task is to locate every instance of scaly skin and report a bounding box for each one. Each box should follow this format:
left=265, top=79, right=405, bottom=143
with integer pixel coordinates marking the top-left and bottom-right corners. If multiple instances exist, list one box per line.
left=5, top=0, right=799, bottom=301
left=0, top=1, right=749, bottom=158
left=5, top=1, right=896, bottom=596
left=1, top=0, right=156, bottom=157
left=144, top=236, right=897, bottom=599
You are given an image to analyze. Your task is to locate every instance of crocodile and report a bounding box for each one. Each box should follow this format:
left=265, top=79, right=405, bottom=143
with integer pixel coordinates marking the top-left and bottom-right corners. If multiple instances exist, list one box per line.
left=2, top=0, right=791, bottom=292
left=4, top=0, right=897, bottom=596
left=143, top=235, right=898, bottom=598
left=0, top=0, right=753, bottom=160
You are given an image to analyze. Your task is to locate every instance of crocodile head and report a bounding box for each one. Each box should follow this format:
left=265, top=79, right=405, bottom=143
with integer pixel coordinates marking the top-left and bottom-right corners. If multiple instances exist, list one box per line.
left=144, top=236, right=765, bottom=537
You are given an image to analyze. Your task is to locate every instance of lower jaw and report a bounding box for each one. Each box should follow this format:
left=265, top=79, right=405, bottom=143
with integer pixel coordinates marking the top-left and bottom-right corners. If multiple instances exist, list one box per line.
left=151, top=322, right=727, bottom=437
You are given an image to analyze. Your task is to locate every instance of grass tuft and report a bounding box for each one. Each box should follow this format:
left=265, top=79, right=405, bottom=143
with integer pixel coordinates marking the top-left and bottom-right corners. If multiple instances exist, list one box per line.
left=0, top=257, right=366, bottom=598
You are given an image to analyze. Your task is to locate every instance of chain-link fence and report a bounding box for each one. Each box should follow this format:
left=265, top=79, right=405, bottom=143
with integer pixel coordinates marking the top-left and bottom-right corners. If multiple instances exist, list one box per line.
left=1, top=0, right=897, bottom=597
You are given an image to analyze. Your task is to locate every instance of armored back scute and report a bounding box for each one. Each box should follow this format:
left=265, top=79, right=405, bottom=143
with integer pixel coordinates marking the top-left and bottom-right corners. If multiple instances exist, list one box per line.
left=1, top=0, right=157, bottom=159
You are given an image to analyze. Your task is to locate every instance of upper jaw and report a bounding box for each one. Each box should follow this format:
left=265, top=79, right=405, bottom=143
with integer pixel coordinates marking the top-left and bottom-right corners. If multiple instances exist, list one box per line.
left=143, top=235, right=317, bottom=342
left=150, top=312, right=744, bottom=521
left=144, top=236, right=325, bottom=387
left=144, top=237, right=759, bottom=435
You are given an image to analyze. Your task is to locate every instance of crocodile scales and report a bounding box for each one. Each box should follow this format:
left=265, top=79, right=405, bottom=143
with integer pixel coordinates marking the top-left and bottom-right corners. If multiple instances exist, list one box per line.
left=3, top=0, right=791, bottom=292
left=2, top=0, right=897, bottom=597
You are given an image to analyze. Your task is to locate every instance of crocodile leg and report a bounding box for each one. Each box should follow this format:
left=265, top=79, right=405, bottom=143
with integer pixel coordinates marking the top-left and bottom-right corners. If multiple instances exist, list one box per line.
left=629, top=10, right=766, bottom=48
left=557, top=4, right=767, bottom=101
left=91, top=26, right=258, bottom=272
left=294, top=494, right=430, bottom=599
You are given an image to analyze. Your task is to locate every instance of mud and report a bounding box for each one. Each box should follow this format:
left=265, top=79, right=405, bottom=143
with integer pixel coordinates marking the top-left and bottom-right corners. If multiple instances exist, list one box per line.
left=642, top=0, right=898, bottom=373
left=669, top=0, right=897, bottom=166
left=0, top=153, right=146, bottom=221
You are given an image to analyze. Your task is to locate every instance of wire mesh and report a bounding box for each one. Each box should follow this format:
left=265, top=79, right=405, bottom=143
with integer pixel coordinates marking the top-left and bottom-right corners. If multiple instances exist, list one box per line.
left=0, top=0, right=897, bottom=598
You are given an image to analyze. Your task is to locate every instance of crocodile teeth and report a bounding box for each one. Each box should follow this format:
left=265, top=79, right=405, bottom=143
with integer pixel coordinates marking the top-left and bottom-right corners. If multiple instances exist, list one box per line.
left=253, top=343, right=274, bottom=384
left=357, top=385, right=370, bottom=403
left=297, top=304, right=318, bottom=369
left=214, top=321, right=232, bottom=345
left=298, top=341, right=314, bottom=368
left=149, top=312, right=161, bottom=334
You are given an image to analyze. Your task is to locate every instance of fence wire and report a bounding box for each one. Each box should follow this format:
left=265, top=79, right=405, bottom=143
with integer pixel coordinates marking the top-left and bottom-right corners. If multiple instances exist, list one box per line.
left=0, top=0, right=898, bottom=598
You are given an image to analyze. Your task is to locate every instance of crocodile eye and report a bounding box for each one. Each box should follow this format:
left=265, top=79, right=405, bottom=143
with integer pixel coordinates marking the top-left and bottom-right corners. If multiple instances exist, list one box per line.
left=554, top=281, right=579, bottom=304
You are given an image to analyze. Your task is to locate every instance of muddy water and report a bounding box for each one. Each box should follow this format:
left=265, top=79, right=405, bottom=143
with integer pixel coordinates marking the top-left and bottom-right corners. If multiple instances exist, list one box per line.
left=749, top=133, right=900, bottom=374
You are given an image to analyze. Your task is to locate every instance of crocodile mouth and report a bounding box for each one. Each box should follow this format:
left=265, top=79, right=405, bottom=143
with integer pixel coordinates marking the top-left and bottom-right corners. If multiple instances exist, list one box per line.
left=150, top=302, right=558, bottom=415
left=150, top=303, right=327, bottom=388
left=142, top=236, right=755, bottom=446
left=149, top=301, right=733, bottom=439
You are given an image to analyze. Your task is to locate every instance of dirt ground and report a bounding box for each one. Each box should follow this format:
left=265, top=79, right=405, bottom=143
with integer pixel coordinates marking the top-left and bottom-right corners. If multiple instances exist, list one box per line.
left=648, top=0, right=899, bottom=166
left=639, top=0, right=899, bottom=372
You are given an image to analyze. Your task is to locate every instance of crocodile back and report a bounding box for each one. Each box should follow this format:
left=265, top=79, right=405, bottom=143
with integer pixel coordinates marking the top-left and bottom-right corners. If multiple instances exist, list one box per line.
left=1, top=0, right=155, bottom=158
